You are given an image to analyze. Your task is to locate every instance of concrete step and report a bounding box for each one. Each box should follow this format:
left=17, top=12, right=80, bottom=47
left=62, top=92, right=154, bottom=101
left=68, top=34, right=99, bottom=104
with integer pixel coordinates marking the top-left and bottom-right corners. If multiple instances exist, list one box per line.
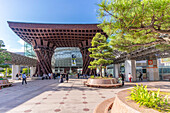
left=93, top=97, right=115, bottom=113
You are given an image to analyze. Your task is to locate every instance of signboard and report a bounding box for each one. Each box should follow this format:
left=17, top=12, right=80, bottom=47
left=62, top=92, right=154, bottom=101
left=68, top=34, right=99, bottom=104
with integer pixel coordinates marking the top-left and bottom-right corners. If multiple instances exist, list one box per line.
left=148, top=60, right=153, bottom=65
left=147, top=60, right=157, bottom=68
left=71, top=54, right=76, bottom=66
left=160, top=58, right=170, bottom=66
left=161, top=58, right=170, bottom=63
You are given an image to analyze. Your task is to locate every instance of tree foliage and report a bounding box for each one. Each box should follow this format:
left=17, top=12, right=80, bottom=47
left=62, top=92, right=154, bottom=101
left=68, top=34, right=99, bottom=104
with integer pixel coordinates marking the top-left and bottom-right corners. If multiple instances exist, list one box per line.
left=22, top=68, right=30, bottom=75
left=0, top=40, right=11, bottom=72
left=88, top=33, right=114, bottom=77
left=129, top=84, right=169, bottom=112
left=2, top=68, right=12, bottom=76
left=98, top=0, right=170, bottom=52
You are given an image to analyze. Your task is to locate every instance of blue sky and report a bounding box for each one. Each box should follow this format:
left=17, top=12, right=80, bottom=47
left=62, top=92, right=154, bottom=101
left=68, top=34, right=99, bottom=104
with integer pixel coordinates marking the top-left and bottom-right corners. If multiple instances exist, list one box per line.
left=0, top=0, right=100, bottom=52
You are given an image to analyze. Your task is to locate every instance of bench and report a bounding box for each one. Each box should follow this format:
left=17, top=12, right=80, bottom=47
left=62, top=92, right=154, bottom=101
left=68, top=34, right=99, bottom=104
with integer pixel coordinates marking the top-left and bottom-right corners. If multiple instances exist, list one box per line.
left=0, top=80, right=7, bottom=88
left=3, top=80, right=12, bottom=86
left=0, top=80, right=12, bottom=89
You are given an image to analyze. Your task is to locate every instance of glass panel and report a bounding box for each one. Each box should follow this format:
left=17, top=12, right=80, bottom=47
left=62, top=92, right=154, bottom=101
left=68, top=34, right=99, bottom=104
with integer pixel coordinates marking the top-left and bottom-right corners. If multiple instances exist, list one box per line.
left=52, top=47, right=83, bottom=67
left=24, top=42, right=36, bottom=59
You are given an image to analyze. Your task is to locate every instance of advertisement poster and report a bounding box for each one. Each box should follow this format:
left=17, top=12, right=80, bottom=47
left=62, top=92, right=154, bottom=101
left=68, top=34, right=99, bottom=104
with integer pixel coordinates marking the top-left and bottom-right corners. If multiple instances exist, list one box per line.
left=71, top=54, right=76, bottom=66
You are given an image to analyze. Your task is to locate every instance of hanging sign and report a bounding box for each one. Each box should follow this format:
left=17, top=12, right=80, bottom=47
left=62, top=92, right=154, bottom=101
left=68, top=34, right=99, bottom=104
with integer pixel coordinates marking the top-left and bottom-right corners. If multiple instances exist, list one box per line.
left=147, top=60, right=157, bottom=68
left=148, top=60, right=153, bottom=65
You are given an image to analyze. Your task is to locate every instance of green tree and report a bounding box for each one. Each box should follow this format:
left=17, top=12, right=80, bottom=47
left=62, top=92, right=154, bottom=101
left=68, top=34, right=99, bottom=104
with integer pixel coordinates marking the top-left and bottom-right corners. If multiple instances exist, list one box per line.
left=0, top=40, right=11, bottom=73
left=2, top=68, right=12, bottom=76
left=98, top=0, right=170, bottom=52
left=88, top=33, right=114, bottom=77
left=22, top=68, right=30, bottom=75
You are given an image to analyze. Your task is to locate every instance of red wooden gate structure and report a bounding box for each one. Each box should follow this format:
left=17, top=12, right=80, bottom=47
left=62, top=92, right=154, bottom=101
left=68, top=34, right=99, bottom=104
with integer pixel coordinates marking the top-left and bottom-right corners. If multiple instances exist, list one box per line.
left=8, top=22, right=107, bottom=75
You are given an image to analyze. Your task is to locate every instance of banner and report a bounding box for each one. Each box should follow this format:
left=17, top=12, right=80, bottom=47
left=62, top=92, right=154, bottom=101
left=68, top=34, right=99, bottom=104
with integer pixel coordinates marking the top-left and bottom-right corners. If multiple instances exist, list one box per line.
left=161, top=58, right=170, bottom=63
left=71, top=54, right=76, bottom=66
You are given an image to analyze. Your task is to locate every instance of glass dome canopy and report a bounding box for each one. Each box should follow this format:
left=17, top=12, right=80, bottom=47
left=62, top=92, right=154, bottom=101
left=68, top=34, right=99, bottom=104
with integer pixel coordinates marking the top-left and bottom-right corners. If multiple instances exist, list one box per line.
left=51, top=47, right=83, bottom=68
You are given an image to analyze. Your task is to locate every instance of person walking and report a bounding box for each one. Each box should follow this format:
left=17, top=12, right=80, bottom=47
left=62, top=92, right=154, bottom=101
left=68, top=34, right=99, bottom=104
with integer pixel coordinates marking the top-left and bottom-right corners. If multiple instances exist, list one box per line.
left=66, top=73, right=69, bottom=83
left=53, top=73, right=56, bottom=80
left=128, top=73, right=133, bottom=82
left=22, top=73, right=27, bottom=85
left=59, top=74, right=63, bottom=83
left=48, top=73, right=51, bottom=79
left=139, top=72, right=143, bottom=81
left=42, top=74, right=45, bottom=80
left=16, top=73, right=19, bottom=80
left=78, top=73, right=80, bottom=79
left=120, top=72, right=125, bottom=86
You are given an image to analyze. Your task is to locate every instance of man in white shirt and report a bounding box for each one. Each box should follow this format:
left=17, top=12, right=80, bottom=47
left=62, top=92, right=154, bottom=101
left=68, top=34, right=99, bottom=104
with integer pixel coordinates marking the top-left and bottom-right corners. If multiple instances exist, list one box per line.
left=22, top=73, right=27, bottom=85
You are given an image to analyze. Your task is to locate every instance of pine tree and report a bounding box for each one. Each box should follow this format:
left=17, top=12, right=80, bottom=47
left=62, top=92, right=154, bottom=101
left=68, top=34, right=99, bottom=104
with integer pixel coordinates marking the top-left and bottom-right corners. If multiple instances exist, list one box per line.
left=97, top=0, right=170, bottom=52
left=88, top=33, right=114, bottom=77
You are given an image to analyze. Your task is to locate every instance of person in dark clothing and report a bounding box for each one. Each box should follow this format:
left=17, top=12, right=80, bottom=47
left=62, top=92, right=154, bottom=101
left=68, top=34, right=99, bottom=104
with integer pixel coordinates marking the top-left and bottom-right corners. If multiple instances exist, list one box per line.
left=139, top=72, right=143, bottom=81
left=120, top=72, right=125, bottom=86
left=66, top=73, right=69, bottom=83
left=53, top=73, right=56, bottom=79
left=57, top=73, right=60, bottom=78
left=78, top=73, right=80, bottom=79
left=105, top=72, right=108, bottom=77
left=59, top=75, right=63, bottom=83
left=16, top=73, right=19, bottom=77
left=16, top=73, right=19, bottom=80
left=22, top=73, right=27, bottom=85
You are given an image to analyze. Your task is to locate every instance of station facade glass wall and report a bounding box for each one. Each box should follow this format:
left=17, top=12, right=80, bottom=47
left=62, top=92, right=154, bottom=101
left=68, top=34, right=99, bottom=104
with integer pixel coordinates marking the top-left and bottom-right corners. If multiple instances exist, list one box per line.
left=24, top=42, right=36, bottom=59
left=106, top=58, right=170, bottom=81
left=52, top=47, right=83, bottom=73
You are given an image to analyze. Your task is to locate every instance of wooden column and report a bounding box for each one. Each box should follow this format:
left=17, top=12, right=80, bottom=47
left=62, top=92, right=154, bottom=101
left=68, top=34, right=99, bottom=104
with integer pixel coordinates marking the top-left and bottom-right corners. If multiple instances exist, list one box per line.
left=79, top=39, right=96, bottom=75
left=32, top=39, right=55, bottom=76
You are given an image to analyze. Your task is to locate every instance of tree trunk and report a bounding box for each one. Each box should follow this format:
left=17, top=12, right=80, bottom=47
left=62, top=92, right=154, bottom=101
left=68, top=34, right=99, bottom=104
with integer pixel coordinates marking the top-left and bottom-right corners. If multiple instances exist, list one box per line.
left=100, top=64, right=102, bottom=77
left=5, top=68, right=7, bottom=77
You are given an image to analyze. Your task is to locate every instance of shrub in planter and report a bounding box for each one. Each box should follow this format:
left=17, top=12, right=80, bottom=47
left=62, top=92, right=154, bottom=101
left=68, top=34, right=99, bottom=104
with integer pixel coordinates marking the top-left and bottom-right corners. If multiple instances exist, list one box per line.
left=90, top=75, right=95, bottom=79
left=128, top=84, right=169, bottom=112
left=90, top=75, right=113, bottom=79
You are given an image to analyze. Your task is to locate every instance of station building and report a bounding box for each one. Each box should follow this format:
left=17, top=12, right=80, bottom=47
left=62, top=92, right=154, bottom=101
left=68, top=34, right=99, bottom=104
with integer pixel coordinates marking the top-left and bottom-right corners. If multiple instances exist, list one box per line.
left=8, top=21, right=170, bottom=81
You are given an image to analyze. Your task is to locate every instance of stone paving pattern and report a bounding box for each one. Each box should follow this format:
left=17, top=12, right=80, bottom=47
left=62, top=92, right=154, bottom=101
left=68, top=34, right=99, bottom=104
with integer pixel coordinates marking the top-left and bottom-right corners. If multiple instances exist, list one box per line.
left=0, top=79, right=169, bottom=113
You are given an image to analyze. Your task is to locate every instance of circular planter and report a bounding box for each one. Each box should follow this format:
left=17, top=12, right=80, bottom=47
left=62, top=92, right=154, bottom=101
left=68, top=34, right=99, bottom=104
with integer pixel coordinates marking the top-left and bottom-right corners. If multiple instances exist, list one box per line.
left=87, top=78, right=117, bottom=85
left=111, top=89, right=160, bottom=113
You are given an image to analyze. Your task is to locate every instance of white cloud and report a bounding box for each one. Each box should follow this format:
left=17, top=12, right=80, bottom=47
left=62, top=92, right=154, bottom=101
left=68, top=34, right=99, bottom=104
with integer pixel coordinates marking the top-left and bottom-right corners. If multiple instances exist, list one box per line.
left=4, top=45, right=24, bottom=52
left=18, top=39, right=25, bottom=45
left=3, top=39, right=25, bottom=52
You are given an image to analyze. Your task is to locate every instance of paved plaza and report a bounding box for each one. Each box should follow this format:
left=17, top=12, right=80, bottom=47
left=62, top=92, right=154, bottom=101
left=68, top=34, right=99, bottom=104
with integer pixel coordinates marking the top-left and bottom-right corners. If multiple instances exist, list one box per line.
left=0, top=79, right=169, bottom=113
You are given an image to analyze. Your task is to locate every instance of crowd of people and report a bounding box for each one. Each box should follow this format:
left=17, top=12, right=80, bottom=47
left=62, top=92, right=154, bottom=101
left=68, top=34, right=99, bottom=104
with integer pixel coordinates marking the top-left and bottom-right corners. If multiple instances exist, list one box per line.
left=16, top=71, right=143, bottom=86
left=41, top=73, right=69, bottom=83
left=118, top=71, right=143, bottom=86
left=16, top=72, right=70, bottom=85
